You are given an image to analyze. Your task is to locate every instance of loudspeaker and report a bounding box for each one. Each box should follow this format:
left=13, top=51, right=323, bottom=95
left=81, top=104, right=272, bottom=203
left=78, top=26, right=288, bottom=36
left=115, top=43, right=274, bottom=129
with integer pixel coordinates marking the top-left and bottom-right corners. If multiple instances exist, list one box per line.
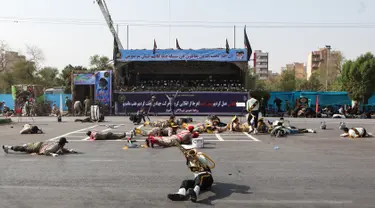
left=91, top=105, right=100, bottom=121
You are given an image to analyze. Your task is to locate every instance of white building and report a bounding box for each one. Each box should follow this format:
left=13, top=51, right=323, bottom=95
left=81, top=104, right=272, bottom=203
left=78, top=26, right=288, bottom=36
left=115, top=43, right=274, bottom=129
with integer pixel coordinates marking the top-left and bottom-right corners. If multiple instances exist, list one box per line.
left=253, top=50, right=269, bottom=80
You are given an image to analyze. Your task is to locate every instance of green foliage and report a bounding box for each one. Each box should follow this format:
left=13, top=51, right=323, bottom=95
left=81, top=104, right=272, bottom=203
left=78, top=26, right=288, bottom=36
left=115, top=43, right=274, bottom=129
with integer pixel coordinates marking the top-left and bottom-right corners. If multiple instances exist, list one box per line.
left=37, top=67, right=60, bottom=87
left=245, top=68, right=257, bottom=90
left=59, top=65, right=88, bottom=94
left=299, top=72, right=323, bottom=91
left=278, top=69, right=296, bottom=91
left=341, top=52, right=375, bottom=104
left=0, top=43, right=110, bottom=95
left=89, top=55, right=113, bottom=72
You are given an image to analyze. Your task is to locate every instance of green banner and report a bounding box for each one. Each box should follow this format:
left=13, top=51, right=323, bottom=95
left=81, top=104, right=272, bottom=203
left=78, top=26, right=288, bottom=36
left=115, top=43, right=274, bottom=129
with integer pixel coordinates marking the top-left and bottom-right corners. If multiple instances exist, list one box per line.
left=11, top=85, right=16, bottom=100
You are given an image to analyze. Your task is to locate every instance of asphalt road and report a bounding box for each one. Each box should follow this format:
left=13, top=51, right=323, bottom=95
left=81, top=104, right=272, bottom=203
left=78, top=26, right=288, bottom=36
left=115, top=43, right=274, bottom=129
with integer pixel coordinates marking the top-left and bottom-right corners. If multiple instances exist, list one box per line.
left=1, top=116, right=375, bottom=208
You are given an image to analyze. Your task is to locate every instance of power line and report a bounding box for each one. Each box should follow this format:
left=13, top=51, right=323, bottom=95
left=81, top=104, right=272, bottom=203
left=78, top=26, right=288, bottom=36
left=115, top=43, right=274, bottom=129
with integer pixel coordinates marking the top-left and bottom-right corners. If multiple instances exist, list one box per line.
left=1, top=17, right=375, bottom=28
left=1, top=16, right=375, bottom=25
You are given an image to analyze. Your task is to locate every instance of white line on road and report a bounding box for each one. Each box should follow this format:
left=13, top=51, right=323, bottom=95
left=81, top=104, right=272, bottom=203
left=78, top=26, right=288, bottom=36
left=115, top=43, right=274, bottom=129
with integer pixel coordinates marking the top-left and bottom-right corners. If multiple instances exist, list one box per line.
left=47, top=125, right=99, bottom=141
left=215, top=133, right=224, bottom=141
left=65, top=135, right=87, bottom=138
left=243, top=132, right=260, bottom=141
left=66, top=139, right=256, bottom=142
left=210, top=199, right=353, bottom=205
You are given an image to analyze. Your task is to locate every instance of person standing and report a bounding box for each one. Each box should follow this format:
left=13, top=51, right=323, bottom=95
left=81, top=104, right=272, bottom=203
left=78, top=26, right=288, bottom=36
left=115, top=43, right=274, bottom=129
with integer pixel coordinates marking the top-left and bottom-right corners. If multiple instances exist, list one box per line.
left=84, top=96, right=91, bottom=116
left=147, top=95, right=157, bottom=119
left=65, top=96, right=73, bottom=115
left=274, top=97, right=282, bottom=112
left=246, top=92, right=260, bottom=134
left=166, top=91, right=179, bottom=116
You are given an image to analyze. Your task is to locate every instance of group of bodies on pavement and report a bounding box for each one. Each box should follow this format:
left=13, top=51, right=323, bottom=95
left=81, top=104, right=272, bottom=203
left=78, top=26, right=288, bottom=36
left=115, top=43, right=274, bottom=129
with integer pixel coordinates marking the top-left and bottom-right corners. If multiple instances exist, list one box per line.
left=1, top=116, right=214, bottom=203
left=2, top=91, right=372, bottom=203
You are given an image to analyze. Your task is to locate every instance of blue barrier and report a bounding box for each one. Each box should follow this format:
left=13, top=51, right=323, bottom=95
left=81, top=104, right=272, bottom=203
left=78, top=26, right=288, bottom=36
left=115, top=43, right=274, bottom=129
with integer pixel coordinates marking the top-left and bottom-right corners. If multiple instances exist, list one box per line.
left=44, top=94, right=72, bottom=111
left=267, top=91, right=356, bottom=110
left=0, top=93, right=72, bottom=111
left=0, top=94, right=14, bottom=109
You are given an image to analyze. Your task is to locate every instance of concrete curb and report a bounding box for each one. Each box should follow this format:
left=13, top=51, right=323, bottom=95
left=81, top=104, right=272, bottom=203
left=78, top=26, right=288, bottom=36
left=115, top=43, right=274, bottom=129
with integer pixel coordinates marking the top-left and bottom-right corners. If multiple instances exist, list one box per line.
left=0, top=118, right=12, bottom=125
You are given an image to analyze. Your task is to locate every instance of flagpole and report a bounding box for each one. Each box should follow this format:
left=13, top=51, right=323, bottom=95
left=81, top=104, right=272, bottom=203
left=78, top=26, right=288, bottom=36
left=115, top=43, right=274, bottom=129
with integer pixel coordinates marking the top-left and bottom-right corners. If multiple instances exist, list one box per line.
left=233, top=25, right=236, bottom=49
left=168, top=0, right=171, bottom=48
left=127, top=25, right=129, bottom=50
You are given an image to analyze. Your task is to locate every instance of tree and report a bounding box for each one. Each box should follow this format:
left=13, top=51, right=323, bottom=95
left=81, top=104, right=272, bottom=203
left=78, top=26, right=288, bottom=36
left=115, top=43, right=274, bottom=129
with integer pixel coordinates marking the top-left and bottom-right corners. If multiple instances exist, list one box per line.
left=37, top=67, right=60, bottom=87
left=307, top=72, right=323, bottom=91
left=59, top=65, right=88, bottom=93
left=11, top=59, right=38, bottom=84
left=89, top=55, right=112, bottom=72
left=0, top=40, right=9, bottom=72
left=278, top=69, right=296, bottom=91
left=245, top=67, right=257, bottom=90
left=341, top=52, right=375, bottom=104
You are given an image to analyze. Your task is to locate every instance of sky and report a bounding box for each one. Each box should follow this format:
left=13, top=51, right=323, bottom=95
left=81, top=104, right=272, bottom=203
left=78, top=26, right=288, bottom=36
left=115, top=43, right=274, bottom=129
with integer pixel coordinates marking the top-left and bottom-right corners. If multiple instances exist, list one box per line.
left=0, top=0, right=374, bottom=73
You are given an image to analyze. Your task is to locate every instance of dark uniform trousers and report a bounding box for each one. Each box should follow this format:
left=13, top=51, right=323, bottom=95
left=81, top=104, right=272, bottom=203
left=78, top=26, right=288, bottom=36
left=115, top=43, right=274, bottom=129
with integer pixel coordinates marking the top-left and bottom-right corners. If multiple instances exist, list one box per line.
left=180, top=173, right=214, bottom=191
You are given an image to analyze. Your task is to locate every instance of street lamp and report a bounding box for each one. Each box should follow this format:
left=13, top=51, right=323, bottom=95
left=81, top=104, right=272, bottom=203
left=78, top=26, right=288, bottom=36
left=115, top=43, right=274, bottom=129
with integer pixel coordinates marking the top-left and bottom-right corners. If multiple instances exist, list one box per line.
left=325, top=45, right=331, bottom=91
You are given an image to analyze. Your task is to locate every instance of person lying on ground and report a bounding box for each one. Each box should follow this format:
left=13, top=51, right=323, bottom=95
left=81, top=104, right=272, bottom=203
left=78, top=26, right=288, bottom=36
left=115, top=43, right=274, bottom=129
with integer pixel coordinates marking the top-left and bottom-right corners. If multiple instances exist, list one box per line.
left=229, top=116, right=249, bottom=132
left=20, top=124, right=44, bottom=134
left=175, top=117, right=193, bottom=125
left=256, top=118, right=269, bottom=133
left=145, top=115, right=177, bottom=128
left=205, top=115, right=227, bottom=127
left=146, top=126, right=199, bottom=148
left=135, top=125, right=179, bottom=137
left=340, top=127, right=372, bottom=138
left=86, top=130, right=130, bottom=140
left=2, top=137, right=77, bottom=157
left=269, top=121, right=316, bottom=137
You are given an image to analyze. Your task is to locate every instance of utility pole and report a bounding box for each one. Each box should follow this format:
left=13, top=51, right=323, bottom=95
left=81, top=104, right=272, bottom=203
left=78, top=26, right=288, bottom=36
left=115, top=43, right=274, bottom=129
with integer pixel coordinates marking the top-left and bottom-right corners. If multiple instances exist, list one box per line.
left=168, top=0, right=171, bottom=48
left=127, top=25, right=129, bottom=49
left=233, top=25, right=236, bottom=48
left=325, top=45, right=331, bottom=91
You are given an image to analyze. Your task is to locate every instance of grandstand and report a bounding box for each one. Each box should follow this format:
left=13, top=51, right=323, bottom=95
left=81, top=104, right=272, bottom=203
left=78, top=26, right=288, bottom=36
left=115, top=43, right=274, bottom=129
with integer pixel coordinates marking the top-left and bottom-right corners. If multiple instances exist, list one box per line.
left=115, top=51, right=248, bottom=92
left=111, top=30, right=252, bottom=115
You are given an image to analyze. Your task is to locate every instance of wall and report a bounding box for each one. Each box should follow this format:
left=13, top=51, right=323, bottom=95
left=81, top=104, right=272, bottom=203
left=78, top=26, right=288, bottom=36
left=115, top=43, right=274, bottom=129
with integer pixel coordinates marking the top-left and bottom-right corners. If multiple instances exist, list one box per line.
left=0, top=93, right=72, bottom=111
left=267, top=91, right=354, bottom=111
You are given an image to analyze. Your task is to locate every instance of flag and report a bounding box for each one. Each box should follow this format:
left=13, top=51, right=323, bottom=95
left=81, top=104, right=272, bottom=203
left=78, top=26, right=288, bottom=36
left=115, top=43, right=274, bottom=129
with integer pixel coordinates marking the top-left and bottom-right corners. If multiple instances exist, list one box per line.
left=225, top=39, right=230, bottom=53
left=315, top=95, right=319, bottom=113
left=244, top=26, right=253, bottom=60
left=176, top=38, right=182, bottom=50
left=153, top=39, right=157, bottom=54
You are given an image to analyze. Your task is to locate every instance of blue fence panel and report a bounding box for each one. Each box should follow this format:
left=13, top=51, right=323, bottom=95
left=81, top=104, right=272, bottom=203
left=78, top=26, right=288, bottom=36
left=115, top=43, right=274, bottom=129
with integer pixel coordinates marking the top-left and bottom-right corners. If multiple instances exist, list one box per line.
left=367, top=94, right=375, bottom=105
left=317, top=92, right=351, bottom=106
left=267, top=92, right=294, bottom=111
left=0, top=94, right=14, bottom=110
left=44, top=94, right=72, bottom=111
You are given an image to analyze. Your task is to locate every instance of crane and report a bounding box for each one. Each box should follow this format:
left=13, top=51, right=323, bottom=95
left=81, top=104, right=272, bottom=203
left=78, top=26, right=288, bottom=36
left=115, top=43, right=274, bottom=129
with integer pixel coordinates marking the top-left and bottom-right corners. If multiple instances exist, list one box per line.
left=95, top=0, right=124, bottom=50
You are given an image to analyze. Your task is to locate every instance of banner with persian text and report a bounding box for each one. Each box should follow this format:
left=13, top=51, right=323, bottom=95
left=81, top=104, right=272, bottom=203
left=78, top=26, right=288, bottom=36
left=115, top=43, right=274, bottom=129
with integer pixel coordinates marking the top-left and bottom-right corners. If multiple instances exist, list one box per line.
left=73, top=73, right=96, bottom=85
left=115, top=92, right=249, bottom=115
left=118, top=49, right=248, bottom=62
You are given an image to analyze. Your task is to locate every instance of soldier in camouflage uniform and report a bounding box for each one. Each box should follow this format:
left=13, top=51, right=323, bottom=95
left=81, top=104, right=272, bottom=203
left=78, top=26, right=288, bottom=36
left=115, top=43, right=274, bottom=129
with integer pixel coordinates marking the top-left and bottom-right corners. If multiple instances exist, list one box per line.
left=2, top=137, right=77, bottom=157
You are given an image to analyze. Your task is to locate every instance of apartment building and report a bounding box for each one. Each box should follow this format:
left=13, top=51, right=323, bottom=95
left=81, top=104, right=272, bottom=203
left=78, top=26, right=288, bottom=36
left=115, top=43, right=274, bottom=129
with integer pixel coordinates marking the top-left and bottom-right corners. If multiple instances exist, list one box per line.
left=253, top=50, right=269, bottom=80
left=268, top=70, right=280, bottom=79
left=306, top=47, right=341, bottom=80
left=0, top=51, right=26, bottom=72
left=284, top=62, right=306, bottom=79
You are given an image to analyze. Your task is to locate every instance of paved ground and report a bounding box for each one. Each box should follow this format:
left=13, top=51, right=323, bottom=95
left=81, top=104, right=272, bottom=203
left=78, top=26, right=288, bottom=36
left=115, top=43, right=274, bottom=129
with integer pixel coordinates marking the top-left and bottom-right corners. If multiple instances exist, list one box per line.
left=1, top=116, right=375, bottom=208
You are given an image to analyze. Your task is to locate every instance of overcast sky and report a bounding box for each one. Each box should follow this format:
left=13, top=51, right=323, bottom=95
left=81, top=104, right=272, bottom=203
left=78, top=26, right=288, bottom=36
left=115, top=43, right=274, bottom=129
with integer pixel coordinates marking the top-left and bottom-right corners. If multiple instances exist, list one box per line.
left=0, top=0, right=374, bottom=73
